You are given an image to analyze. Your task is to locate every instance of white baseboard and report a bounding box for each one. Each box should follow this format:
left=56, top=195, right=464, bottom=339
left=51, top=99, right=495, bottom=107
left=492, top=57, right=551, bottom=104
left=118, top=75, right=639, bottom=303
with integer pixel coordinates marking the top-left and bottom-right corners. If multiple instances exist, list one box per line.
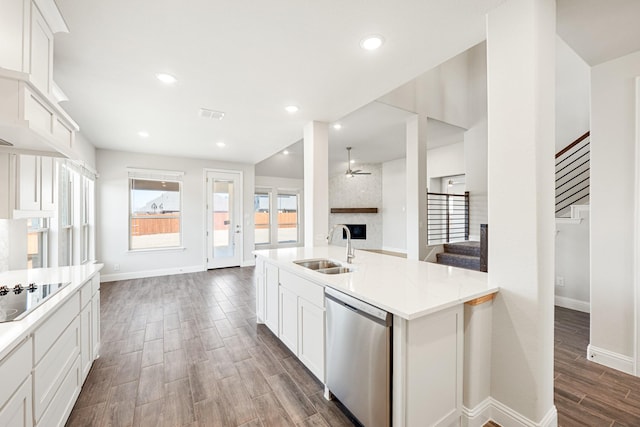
left=101, top=265, right=204, bottom=282
left=241, top=259, right=256, bottom=267
left=554, top=296, right=590, bottom=313
left=462, top=399, right=557, bottom=427
left=587, top=344, right=635, bottom=374
left=490, top=399, right=557, bottom=427
left=462, top=398, right=492, bottom=427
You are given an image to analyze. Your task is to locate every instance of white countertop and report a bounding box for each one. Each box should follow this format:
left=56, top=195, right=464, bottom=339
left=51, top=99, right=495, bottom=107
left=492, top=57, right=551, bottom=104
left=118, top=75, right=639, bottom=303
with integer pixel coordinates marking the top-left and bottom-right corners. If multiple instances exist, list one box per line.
left=254, top=246, right=497, bottom=320
left=0, top=263, right=103, bottom=359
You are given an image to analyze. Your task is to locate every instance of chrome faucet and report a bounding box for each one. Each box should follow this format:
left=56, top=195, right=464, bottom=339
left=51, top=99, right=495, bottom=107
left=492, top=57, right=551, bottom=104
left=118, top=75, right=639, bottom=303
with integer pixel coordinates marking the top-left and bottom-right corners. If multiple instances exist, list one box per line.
left=327, top=224, right=355, bottom=264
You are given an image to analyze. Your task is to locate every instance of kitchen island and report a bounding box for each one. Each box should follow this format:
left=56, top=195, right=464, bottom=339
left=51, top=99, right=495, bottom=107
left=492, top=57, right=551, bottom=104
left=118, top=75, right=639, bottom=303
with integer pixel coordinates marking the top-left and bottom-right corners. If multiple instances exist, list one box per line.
left=254, top=246, right=497, bottom=427
left=0, top=263, right=103, bottom=427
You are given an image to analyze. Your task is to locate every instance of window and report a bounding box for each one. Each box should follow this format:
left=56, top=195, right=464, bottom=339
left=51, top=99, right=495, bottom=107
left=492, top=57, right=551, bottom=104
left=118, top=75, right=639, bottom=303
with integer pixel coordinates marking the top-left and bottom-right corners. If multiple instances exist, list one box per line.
left=277, top=193, right=298, bottom=243
left=27, top=218, right=48, bottom=268
left=80, top=176, right=94, bottom=263
left=59, top=164, right=75, bottom=266
left=254, top=191, right=271, bottom=245
left=129, top=177, right=182, bottom=250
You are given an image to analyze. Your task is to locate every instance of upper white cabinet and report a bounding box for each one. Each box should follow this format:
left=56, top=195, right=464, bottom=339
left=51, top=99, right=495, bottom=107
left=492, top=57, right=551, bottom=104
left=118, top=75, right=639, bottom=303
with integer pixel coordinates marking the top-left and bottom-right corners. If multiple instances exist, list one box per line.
left=16, top=154, right=56, bottom=214
left=0, top=0, right=79, bottom=157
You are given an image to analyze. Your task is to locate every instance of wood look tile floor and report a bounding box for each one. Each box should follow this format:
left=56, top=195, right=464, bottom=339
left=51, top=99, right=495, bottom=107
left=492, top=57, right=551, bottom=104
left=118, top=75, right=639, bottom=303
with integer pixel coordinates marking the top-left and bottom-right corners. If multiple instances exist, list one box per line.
left=555, top=306, right=640, bottom=426
left=66, top=268, right=357, bottom=427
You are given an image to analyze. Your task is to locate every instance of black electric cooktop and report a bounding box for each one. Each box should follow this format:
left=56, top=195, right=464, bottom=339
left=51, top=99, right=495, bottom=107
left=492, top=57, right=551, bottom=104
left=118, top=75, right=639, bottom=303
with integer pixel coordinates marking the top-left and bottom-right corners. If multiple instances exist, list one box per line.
left=0, top=282, right=70, bottom=323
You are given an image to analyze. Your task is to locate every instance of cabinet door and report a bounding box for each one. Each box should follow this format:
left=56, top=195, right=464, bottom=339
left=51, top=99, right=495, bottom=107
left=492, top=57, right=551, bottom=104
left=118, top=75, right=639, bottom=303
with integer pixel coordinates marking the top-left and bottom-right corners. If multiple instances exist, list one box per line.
left=0, top=378, right=32, bottom=427
left=279, top=286, right=298, bottom=354
left=18, top=154, right=40, bottom=211
left=255, top=258, right=265, bottom=323
left=80, top=303, right=92, bottom=381
left=298, top=298, right=325, bottom=381
left=40, top=156, right=56, bottom=211
left=92, top=292, right=101, bottom=359
left=264, top=263, right=279, bottom=334
left=30, top=5, right=53, bottom=94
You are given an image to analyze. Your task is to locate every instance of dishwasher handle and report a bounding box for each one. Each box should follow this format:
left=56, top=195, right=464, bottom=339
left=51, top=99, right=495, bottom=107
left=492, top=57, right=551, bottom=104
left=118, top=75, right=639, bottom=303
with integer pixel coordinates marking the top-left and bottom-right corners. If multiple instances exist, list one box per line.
left=325, top=287, right=392, bottom=326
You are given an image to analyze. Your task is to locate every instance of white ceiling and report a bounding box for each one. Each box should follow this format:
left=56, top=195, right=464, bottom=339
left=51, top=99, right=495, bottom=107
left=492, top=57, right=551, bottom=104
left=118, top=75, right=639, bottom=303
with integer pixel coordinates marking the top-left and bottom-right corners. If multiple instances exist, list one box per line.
left=53, top=0, right=505, bottom=164
left=52, top=0, right=640, bottom=169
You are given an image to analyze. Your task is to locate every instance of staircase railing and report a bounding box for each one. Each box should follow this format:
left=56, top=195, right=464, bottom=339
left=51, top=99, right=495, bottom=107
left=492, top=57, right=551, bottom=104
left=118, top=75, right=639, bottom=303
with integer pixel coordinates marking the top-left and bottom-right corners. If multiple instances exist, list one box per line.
left=427, top=191, right=469, bottom=245
left=556, top=131, right=590, bottom=215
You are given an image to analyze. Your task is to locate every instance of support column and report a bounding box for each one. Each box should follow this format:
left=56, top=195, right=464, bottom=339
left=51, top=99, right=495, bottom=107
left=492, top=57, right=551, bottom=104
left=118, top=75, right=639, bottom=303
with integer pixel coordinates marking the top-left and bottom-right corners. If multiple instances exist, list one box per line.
left=406, top=114, right=427, bottom=260
left=487, top=0, right=556, bottom=425
left=303, top=121, right=329, bottom=248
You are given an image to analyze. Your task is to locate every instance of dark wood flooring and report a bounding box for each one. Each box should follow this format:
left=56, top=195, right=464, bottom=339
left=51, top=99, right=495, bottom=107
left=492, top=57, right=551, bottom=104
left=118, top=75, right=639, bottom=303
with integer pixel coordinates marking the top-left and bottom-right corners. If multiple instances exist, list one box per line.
left=66, top=268, right=356, bottom=427
left=555, top=306, right=640, bottom=426
left=65, top=268, right=640, bottom=427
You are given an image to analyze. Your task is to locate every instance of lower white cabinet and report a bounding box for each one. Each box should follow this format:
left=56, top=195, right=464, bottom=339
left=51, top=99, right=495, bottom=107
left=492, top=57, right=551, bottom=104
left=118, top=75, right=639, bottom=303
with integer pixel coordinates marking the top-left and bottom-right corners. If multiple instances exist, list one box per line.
left=0, top=337, right=33, bottom=427
left=278, top=286, right=299, bottom=354
left=0, top=376, right=33, bottom=427
left=0, top=271, right=101, bottom=427
left=297, top=298, right=325, bottom=380
left=255, top=257, right=266, bottom=322
left=264, top=262, right=279, bottom=334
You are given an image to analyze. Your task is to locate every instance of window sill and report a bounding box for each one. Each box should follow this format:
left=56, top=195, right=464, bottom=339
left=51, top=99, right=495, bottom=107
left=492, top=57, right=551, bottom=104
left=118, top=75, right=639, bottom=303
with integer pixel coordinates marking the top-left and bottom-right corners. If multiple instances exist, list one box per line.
left=127, top=247, right=186, bottom=254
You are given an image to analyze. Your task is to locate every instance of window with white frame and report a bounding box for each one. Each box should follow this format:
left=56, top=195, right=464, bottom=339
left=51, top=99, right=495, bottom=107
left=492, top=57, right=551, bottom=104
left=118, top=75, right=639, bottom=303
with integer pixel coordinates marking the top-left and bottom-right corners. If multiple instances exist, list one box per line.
left=129, top=170, right=183, bottom=250
left=27, top=218, right=48, bottom=268
left=59, top=164, right=75, bottom=266
left=80, top=175, right=94, bottom=263
left=277, top=193, right=299, bottom=243
left=254, top=190, right=271, bottom=245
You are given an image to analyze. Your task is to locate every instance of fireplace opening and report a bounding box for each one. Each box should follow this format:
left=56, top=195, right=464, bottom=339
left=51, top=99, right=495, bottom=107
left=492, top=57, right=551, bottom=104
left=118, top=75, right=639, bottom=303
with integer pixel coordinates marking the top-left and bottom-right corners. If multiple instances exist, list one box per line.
left=342, top=224, right=366, bottom=240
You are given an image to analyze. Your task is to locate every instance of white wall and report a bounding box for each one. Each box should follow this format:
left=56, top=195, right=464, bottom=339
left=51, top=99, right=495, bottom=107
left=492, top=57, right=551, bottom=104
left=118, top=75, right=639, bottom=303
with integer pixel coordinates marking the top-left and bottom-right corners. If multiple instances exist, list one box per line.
left=329, top=163, right=382, bottom=250
left=73, top=132, right=97, bottom=169
left=96, top=149, right=255, bottom=281
left=556, top=36, right=591, bottom=152
left=465, top=119, right=488, bottom=240
left=589, top=49, right=640, bottom=369
left=555, top=212, right=590, bottom=312
left=382, top=158, right=407, bottom=253
left=427, top=142, right=465, bottom=188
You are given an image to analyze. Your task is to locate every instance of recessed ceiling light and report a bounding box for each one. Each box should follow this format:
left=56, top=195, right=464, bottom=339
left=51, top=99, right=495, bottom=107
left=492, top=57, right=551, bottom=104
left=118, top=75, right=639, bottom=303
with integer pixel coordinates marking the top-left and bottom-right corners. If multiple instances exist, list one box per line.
left=138, top=131, right=149, bottom=138
left=360, top=35, right=384, bottom=51
left=285, top=105, right=299, bottom=114
left=333, top=123, right=343, bottom=130
left=155, top=73, right=177, bottom=84
left=216, top=142, right=226, bottom=148
left=283, top=150, right=290, bottom=155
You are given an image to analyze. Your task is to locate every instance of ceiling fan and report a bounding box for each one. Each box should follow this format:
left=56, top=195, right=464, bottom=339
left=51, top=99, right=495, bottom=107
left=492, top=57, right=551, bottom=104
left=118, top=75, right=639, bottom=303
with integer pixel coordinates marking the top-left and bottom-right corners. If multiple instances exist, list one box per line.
left=345, top=147, right=371, bottom=177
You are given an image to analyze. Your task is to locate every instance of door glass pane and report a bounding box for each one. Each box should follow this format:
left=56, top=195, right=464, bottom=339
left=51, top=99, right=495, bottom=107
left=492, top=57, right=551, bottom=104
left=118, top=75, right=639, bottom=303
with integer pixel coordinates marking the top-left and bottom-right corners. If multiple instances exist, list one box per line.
left=213, top=180, right=234, bottom=258
left=254, top=192, right=270, bottom=245
left=277, top=194, right=298, bottom=243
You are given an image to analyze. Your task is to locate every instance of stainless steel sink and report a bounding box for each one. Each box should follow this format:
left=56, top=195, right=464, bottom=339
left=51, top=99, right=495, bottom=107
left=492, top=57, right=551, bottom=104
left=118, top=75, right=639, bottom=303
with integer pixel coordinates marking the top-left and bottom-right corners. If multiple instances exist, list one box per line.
left=294, top=259, right=342, bottom=270
left=293, top=259, right=354, bottom=274
left=317, top=267, right=354, bottom=275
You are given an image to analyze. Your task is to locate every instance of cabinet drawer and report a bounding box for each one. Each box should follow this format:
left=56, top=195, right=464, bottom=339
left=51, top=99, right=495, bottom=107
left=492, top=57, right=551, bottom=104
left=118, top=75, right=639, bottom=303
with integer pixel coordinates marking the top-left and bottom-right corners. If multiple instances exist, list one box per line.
left=34, top=316, right=80, bottom=422
left=279, top=270, right=324, bottom=307
left=0, top=337, right=32, bottom=407
left=0, top=375, right=32, bottom=427
left=36, top=356, right=80, bottom=427
left=80, top=280, right=92, bottom=308
left=33, top=292, right=80, bottom=364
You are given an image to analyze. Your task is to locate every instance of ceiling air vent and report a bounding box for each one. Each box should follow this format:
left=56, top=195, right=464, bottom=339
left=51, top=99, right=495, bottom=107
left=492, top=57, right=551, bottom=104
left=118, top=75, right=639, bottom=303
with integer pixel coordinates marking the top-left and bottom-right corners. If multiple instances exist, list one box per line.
left=198, top=108, right=225, bottom=120
left=0, top=138, right=14, bottom=147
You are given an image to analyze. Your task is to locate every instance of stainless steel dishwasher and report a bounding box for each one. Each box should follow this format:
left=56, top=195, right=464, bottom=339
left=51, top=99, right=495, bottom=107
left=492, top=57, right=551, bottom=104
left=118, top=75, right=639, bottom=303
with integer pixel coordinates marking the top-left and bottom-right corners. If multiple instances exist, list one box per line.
left=325, top=287, right=392, bottom=427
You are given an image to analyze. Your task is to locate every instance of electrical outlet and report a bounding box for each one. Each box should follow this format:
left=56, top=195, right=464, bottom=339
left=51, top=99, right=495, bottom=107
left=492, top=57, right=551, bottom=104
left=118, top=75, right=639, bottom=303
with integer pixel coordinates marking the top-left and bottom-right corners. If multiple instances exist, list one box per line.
left=556, top=276, right=565, bottom=287
left=114, top=264, right=120, bottom=271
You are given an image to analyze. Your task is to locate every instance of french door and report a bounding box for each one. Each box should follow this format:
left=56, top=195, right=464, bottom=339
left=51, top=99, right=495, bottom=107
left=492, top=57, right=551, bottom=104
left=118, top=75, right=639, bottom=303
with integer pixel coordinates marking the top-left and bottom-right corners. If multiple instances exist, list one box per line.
left=206, top=170, right=242, bottom=269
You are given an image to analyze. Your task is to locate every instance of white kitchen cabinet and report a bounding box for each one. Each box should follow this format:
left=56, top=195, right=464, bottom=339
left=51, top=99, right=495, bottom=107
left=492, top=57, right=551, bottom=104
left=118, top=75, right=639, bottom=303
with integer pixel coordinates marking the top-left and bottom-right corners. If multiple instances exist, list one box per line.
left=0, top=337, right=33, bottom=427
left=278, top=286, right=298, bottom=354
left=92, top=286, right=100, bottom=359
left=255, top=257, right=265, bottom=322
left=298, top=298, right=325, bottom=380
left=264, top=262, right=279, bottom=334
left=79, top=280, right=93, bottom=381
left=30, top=4, right=54, bottom=95
left=36, top=356, right=80, bottom=427
left=0, top=376, right=33, bottom=427
left=16, top=154, right=56, bottom=214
